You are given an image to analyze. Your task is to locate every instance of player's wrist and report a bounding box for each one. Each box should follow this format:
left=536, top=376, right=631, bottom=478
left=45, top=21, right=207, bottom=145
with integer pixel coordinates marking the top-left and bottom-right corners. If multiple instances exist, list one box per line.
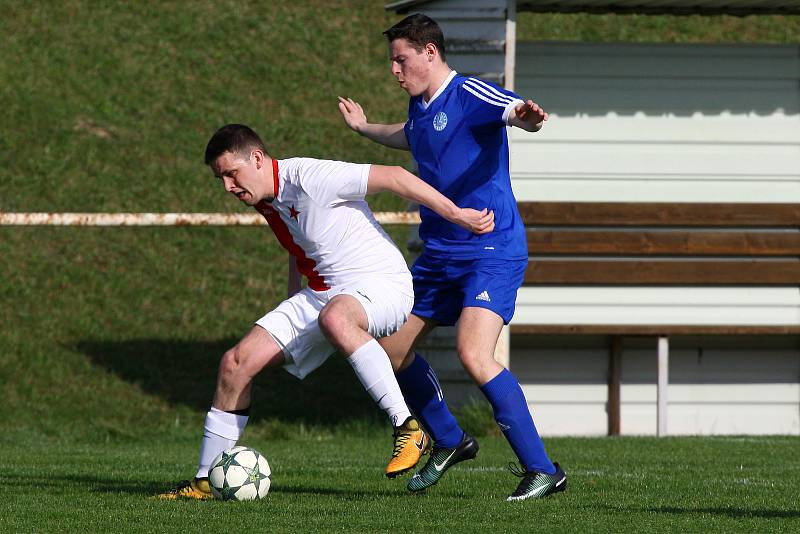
left=445, top=205, right=461, bottom=224
left=353, top=121, right=371, bottom=136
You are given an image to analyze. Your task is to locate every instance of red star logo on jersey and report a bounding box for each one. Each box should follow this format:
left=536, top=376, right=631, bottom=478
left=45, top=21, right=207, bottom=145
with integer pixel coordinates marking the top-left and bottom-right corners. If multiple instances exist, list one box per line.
left=289, top=204, right=300, bottom=220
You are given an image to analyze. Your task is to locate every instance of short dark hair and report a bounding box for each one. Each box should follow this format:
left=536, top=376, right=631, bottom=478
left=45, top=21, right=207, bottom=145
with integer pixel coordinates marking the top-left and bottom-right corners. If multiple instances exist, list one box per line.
left=383, top=14, right=446, bottom=62
left=204, top=124, right=267, bottom=166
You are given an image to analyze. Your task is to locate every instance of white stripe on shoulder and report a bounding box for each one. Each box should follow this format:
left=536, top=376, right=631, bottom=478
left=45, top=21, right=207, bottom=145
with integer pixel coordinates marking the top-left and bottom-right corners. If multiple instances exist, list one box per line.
left=465, top=77, right=515, bottom=102
left=462, top=83, right=509, bottom=108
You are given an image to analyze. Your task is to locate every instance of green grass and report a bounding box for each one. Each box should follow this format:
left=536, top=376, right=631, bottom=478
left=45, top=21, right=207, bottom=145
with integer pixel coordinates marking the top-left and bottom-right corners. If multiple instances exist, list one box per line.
left=2, top=2, right=796, bottom=214
left=2, top=3, right=799, bottom=532
left=0, top=6, right=439, bottom=425
left=0, top=0, right=410, bottom=214
left=2, top=436, right=799, bottom=532
left=0, top=224, right=427, bottom=443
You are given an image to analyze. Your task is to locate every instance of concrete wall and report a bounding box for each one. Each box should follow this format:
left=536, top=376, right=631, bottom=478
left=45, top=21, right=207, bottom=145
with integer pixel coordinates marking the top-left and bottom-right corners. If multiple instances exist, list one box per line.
left=424, top=335, right=800, bottom=436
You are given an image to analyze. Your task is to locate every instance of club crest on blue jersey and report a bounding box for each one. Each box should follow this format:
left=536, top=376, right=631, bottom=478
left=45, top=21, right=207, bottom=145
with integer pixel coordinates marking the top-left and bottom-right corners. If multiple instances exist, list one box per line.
left=433, top=112, right=448, bottom=131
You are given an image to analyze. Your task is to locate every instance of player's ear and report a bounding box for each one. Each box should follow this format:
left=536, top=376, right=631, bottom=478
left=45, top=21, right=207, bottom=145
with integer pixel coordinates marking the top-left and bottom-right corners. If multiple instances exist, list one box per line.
left=425, top=43, right=436, bottom=60
left=252, top=149, right=263, bottom=169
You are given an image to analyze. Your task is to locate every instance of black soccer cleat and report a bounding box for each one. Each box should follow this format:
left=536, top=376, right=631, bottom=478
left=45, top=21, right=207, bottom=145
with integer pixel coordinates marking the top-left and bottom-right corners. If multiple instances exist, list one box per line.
left=506, top=462, right=567, bottom=501
left=407, top=432, right=479, bottom=492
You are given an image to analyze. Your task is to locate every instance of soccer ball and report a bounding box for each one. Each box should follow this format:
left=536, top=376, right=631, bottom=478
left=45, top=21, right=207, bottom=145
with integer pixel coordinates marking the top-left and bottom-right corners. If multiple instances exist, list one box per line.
left=208, top=446, right=271, bottom=501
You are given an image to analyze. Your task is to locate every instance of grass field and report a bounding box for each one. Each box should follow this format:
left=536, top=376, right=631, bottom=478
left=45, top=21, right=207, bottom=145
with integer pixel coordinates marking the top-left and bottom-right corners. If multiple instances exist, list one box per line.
left=2, top=2, right=799, bottom=532
left=2, top=435, right=799, bottom=532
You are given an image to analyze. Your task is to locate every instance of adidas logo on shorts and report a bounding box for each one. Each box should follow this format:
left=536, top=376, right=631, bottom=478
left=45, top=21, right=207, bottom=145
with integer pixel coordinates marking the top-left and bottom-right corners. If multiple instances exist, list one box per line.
left=475, top=291, right=491, bottom=302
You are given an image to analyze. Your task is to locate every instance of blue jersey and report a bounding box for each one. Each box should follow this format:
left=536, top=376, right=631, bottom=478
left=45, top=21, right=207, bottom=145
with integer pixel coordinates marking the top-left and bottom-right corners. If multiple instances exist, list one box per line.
left=404, top=72, right=528, bottom=260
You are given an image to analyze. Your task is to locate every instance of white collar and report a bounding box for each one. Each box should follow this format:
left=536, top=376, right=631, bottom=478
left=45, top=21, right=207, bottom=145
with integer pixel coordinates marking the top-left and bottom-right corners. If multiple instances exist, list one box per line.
left=422, top=70, right=457, bottom=109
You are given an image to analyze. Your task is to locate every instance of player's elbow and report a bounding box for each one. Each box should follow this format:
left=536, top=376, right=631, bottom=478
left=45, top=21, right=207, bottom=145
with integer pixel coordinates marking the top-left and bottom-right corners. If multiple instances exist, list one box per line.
left=389, top=166, right=408, bottom=183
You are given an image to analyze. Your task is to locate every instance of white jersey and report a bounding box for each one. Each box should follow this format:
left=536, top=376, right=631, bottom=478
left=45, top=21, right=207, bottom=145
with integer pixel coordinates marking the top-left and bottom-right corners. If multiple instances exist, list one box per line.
left=254, top=157, right=411, bottom=291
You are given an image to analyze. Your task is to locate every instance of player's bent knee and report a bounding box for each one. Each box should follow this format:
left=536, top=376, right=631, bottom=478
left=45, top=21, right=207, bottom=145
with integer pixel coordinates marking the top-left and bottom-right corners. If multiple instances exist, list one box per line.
left=218, top=346, right=251, bottom=383
left=317, top=306, right=333, bottom=332
left=318, top=303, right=354, bottom=342
left=457, top=345, right=484, bottom=371
left=394, top=349, right=415, bottom=373
left=218, top=349, right=238, bottom=379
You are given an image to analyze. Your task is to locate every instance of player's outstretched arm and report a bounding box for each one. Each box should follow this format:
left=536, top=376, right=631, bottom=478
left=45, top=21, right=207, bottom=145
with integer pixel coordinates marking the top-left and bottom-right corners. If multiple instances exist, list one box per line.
left=367, top=165, right=494, bottom=235
left=338, top=96, right=410, bottom=151
left=508, top=99, right=549, bottom=132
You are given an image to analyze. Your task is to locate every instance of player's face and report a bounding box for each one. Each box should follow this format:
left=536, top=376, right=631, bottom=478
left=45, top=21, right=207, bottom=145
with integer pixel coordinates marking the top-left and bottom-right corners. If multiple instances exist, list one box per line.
left=211, top=150, right=267, bottom=205
left=389, top=38, right=432, bottom=97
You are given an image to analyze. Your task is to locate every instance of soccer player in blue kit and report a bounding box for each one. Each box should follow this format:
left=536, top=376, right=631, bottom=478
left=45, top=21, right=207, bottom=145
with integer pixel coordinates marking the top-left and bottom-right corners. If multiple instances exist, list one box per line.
left=338, top=14, right=566, bottom=501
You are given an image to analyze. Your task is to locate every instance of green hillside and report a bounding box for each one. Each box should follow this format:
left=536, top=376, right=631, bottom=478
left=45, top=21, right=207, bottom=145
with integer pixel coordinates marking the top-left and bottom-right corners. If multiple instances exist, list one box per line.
left=1, top=1, right=798, bottom=445
left=2, top=6, right=799, bottom=531
left=0, top=1, right=416, bottom=445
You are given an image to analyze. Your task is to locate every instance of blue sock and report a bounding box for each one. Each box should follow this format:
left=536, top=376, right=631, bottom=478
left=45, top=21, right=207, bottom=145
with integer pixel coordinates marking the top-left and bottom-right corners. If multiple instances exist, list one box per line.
left=395, top=354, right=463, bottom=448
left=481, top=368, right=556, bottom=474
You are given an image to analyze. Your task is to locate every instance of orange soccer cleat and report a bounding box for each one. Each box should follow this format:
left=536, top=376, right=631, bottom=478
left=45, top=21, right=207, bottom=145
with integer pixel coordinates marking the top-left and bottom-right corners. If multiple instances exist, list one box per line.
left=385, top=416, right=430, bottom=478
left=156, top=477, right=213, bottom=500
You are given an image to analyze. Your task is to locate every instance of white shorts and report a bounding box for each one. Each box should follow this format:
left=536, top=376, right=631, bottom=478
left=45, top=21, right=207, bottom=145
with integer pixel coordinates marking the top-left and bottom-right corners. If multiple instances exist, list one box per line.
left=255, top=275, right=413, bottom=379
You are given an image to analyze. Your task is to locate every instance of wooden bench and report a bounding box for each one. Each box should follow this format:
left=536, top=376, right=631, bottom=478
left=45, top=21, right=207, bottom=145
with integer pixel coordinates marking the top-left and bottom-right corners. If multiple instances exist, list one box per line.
left=510, top=201, right=800, bottom=435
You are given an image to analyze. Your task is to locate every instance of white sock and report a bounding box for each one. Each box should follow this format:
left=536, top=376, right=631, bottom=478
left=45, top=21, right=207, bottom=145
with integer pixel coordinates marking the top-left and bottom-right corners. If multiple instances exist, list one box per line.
left=347, top=339, right=412, bottom=427
left=195, top=407, right=249, bottom=479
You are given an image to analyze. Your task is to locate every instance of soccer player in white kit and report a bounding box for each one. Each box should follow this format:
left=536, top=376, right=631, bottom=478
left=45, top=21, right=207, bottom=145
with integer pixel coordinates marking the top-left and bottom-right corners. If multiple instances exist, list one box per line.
left=158, top=124, right=495, bottom=499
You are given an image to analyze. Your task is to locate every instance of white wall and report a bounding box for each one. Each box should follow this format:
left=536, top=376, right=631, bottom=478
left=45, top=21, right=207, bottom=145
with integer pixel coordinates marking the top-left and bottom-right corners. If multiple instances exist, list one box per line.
left=495, top=41, right=800, bottom=436
left=421, top=333, right=800, bottom=436
left=621, top=343, right=800, bottom=435
left=514, top=287, right=800, bottom=328
left=511, top=42, right=800, bottom=202
left=414, top=37, right=800, bottom=436
left=514, top=336, right=800, bottom=436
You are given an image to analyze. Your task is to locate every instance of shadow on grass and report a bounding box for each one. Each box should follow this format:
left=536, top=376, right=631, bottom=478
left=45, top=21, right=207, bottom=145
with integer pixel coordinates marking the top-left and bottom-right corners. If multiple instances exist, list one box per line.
left=1, top=472, right=161, bottom=496
left=2, top=471, right=400, bottom=499
left=76, top=339, right=380, bottom=427
left=274, top=484, right=398, bottom=498
left=647, top=505, right=800, bottom=519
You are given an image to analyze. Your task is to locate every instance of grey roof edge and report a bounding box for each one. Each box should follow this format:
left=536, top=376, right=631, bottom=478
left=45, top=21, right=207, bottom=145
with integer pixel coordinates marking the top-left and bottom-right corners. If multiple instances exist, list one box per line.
left=386, top=0, right=800, bottom=15
left=384, top=0, right=435, bottom=13
left=517, top=1, right=800, bottom=15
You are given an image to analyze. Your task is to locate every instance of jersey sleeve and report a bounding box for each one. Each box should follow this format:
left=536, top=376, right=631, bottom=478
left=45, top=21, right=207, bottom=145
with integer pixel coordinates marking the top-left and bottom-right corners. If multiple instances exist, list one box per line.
left=458, top=77, right=524, bottom=129
left=295, top=158, right=370, bottom=206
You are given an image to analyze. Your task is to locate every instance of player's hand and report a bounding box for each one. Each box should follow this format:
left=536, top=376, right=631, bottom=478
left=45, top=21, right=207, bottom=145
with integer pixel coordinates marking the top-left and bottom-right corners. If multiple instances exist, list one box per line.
left=515, top=99, right=548, bottom=128
left=456, top=207, right=495, bottom=235
left=338, top=96, right=368, bottom=133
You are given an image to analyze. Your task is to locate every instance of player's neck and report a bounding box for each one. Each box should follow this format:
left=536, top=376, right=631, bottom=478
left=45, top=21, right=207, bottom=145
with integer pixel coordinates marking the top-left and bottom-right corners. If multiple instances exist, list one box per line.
left=264, top=156, right=277, bottom=201
left=423, top=65, right=453, bottom=103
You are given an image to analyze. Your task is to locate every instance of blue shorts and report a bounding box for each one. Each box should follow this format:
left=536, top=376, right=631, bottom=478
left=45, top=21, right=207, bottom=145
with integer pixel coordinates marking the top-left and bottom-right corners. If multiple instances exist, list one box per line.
left=410, top=254, right=528, bottom=326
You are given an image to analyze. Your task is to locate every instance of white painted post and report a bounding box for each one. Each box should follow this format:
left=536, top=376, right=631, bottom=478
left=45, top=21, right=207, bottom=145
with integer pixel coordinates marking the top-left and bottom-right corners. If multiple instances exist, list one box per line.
left=657, top=336, right=669, bottom=437
left=504, top=0, right=517, bottom=91
left=498, top=0, right=515, bottom=372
